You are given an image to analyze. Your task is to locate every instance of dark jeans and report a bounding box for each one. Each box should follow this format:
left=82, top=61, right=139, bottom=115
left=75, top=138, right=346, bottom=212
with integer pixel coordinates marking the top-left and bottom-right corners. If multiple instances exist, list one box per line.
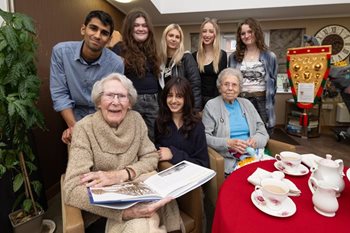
left=133, top=93, right=159, bottom=142
left=246, top=96, right=271, bottom=133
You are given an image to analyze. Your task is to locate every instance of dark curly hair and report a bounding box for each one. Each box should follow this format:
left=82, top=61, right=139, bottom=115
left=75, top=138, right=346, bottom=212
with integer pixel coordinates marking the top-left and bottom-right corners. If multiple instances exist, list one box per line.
left=234, top=18, right=268, bottom=63
left=156, top=77, right=200, bottom=139
left=120, top=9, right=160, bottom=78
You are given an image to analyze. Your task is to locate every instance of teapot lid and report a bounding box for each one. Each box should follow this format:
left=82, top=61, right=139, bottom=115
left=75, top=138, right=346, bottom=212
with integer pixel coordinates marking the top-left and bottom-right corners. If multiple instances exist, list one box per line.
left=318, top=154, right=338, bottom=167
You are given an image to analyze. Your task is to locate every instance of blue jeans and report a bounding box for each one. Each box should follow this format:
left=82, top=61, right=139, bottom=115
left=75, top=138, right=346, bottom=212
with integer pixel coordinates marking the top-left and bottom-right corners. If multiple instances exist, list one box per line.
left=133, top=93, right=159, bottom=142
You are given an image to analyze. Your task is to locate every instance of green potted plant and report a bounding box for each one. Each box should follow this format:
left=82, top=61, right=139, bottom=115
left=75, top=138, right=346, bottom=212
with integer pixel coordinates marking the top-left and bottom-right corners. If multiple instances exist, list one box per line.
left=0, top=9, right=45, bottom=233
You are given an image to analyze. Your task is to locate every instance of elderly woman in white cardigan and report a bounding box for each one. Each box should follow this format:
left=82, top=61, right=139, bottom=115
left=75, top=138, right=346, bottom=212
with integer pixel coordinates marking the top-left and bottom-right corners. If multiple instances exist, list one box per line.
left=202, top=68, right=269, bottom=175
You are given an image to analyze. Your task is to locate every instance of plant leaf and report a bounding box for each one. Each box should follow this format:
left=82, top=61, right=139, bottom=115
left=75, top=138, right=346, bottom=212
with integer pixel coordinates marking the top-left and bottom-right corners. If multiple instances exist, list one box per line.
left=0, top=53, right=5, bottom=68
left=12, top=192, right=25, bottom=211
left=12, top=16, right=23, bottom=30
left=31, top=180, right=42, bottom=196
left=0, top=38, right=7, bottom=52
left=13, top=173, right=24, bottom=192
left=0, top=9, right=13, bottom=24
left=20, top=14, right=35, bottom=34
left=7, top=99, right=15, bottom=117
left=2, top=25, right=18, bottom=50
left=22, top=198, right=33, bottom=213
left=0, top=164, right=6, bottom=177
left=25, top=161, right=37, bottom=172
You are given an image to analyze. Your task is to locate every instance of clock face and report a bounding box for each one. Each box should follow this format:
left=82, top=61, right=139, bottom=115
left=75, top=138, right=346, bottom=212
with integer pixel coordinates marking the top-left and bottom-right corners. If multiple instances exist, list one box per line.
left=315, top=25, right=350, bottom=64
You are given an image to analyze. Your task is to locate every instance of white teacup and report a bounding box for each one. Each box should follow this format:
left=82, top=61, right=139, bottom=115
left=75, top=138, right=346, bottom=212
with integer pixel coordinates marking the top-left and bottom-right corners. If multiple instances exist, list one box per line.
left=255, top=178, right=289, bottom=210
left=275, top=151, right=302, bottom=171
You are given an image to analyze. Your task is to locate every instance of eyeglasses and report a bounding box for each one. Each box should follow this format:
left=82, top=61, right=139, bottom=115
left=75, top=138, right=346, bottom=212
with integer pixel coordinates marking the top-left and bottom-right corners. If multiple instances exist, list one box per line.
left=222, top=82, right=238, bottom=88
left=101, top=92, right=128, bottom=102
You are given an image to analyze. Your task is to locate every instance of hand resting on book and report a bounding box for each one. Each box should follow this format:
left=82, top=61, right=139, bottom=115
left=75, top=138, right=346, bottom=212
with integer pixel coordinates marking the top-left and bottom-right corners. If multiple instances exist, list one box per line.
left=122, top=196, right=173, bottom=220
left=80, top=169, right=132, bottom=188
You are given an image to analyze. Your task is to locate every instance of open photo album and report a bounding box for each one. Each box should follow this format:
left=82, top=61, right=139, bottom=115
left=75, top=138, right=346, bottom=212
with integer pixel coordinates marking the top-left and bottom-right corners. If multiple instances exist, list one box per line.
left=88, top=160, right=216, bottom=209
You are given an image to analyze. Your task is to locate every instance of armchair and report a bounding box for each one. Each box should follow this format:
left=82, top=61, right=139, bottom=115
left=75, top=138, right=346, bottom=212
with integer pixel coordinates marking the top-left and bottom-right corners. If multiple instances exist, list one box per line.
left=61, top=174, right=84, bottom=233
left=61, top=162, right=203, bottom=233
left=204, top=147, right=225, bottom=207
left=205, top=139, right=296, bottom=206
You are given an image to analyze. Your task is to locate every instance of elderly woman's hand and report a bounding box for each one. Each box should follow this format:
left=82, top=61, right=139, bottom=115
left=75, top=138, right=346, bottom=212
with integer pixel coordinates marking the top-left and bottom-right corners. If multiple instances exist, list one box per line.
left=227, top=139, right=249, bottom=154
left=246, top=138, right=257, bottom=148
left=80, top=169, right=129, bottom=187
left=122, top=197, right=173, bottom=221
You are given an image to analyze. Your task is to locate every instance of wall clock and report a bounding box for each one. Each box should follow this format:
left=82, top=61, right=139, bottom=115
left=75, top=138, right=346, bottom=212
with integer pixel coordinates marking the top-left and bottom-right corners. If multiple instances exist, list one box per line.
left=315, top=24, right=350, bottom=64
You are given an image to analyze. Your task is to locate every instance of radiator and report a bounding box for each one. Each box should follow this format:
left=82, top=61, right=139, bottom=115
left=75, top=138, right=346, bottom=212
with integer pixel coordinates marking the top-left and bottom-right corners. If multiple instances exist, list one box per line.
left=336, top=102, right=350, bottom=123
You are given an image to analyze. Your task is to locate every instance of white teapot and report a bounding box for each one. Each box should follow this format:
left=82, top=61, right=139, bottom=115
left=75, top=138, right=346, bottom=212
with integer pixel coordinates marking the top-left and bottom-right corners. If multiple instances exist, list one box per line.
left=308, top=177, right=339, bottom=217
left=310, top=154, right=345, bottom=196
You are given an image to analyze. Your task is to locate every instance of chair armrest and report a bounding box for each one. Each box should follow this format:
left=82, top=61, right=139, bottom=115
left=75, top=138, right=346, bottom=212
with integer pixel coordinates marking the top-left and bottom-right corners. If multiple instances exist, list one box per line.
left=61, top=174, right=84, bottom=233
left=266, top=139, right=296, bottom=156
left=177, top=187, right=203, bottom=233
left=204, top=147, right=225, bottom=206
left=158, top=161, right=173, bottom=171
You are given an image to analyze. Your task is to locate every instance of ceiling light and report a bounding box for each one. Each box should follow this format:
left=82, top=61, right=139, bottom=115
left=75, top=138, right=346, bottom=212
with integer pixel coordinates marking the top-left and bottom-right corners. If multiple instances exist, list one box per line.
left=114, top=0, right=133, bottom=3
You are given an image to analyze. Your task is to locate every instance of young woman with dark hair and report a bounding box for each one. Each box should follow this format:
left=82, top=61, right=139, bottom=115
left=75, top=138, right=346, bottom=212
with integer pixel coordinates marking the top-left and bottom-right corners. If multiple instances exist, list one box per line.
left=155, top=77, right=209, bottom=167
left=111, top=9, right=160, bottom=141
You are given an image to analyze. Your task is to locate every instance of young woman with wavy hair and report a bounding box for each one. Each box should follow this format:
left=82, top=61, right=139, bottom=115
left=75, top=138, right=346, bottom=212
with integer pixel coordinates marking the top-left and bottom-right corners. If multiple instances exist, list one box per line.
left=228, top=18, right=277, bottom=134
left=111, top=9, right=160, bottom=141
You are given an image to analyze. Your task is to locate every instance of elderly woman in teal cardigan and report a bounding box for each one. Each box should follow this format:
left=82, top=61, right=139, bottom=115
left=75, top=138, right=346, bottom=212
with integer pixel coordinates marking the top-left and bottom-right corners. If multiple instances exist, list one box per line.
left=202, top=68, right=269, bottom=175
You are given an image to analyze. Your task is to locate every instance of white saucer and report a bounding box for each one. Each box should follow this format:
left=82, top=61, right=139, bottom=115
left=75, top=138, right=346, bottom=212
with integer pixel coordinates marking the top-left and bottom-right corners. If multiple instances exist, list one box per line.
left=251, top=190, right=296, bottom=217
left=274, top=161, right=309, bottom=176
left=42, top=219, right=56, bottom=233
left=314, top=206, right=336, bottom=217
left=347, top=168, right=350, bottom=182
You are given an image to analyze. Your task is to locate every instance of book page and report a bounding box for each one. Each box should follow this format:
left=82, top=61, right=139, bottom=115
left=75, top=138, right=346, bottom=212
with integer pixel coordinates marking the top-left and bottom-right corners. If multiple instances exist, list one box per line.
left=88, top=161, right=215, bottom=209
left=89, top=181, right=161, bottom=203
left=145, top=161, right=215, bottom=197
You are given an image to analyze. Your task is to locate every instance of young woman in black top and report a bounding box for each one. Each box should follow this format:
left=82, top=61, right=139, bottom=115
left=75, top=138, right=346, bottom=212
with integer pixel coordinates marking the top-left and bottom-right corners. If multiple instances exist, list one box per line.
left=193, top=18, right=227, bottom=109
left=155, top=77, right=209, bottom=167
left=111, top=9, right=160, bottom=141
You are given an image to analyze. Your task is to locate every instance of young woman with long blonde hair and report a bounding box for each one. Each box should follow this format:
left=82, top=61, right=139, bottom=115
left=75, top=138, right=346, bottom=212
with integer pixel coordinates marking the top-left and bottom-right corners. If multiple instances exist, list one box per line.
left=159, top=24, right=202, bottom=110
left=193, top=18, right=227, bottom=109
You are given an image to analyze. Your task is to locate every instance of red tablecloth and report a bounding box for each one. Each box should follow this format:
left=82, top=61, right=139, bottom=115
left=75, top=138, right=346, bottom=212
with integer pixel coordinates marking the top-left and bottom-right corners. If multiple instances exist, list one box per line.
left=212, top=160, right=350, bottom=233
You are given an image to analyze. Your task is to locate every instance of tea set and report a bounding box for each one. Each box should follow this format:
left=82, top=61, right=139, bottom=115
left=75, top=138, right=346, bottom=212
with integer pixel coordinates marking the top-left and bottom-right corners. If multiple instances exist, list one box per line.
left=251, top=152, right=346, bottom=218
left=252, top=177, right=297, bottom=217
left=274, top=151, right=309, bottom=176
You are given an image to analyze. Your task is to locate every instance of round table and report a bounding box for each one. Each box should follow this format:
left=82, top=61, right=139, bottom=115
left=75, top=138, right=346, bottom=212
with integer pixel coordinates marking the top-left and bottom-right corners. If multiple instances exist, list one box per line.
left=212, top=160, right=350, bottom=233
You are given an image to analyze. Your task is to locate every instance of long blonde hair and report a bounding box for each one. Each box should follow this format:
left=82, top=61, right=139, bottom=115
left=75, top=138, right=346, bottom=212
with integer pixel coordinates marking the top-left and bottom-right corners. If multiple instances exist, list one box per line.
left=160, top=24, right=185, bottom=66
left=196, top=18, right=221, bottom=73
